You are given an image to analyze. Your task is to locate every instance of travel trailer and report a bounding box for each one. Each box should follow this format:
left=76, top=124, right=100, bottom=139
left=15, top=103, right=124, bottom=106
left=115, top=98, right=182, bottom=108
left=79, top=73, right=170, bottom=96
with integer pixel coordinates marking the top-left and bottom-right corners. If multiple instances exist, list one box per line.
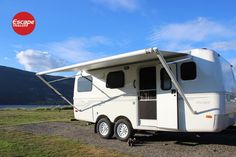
left=37, top=47, right=236, bottom=141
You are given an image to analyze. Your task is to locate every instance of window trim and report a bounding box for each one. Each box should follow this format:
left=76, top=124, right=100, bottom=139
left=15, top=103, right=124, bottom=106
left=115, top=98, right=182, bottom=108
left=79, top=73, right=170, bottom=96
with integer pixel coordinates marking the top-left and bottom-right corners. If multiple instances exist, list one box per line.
left=160, top=68, right=172, bottom=90
left=106, top=70, right=125, bottom=89
left=180, top=61, right=197, bottom=81
left=77, top=75, right=93, bottom=92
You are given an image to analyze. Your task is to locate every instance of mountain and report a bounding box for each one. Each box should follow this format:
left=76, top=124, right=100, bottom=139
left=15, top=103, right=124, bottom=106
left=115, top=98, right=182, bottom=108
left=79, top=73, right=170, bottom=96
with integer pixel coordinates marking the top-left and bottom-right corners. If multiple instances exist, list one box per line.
left=0, top=65, right=74, bottom=105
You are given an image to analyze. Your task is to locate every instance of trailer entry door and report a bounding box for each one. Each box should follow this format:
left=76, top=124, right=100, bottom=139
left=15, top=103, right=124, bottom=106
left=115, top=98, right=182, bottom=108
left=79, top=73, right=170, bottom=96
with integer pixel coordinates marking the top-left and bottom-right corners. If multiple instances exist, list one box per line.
left=138, top=66, right=157, bottom=126
left=156, top=64, right=178, bottom=130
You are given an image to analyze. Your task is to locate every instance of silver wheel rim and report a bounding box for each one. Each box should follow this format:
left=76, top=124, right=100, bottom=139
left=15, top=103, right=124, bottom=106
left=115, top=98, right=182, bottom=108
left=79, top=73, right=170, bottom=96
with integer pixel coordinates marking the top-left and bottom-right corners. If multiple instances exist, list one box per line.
left=99, top=122, right=109, bottom=136
left=117, top=123, right=129, bottom=138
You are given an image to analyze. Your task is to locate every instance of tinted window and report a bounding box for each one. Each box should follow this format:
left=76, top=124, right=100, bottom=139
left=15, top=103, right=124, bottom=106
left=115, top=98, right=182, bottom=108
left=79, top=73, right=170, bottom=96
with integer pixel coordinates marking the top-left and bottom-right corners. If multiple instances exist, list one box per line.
left=160, top=68, right=172, bottom=90
left=106, top=71, right=124, bottom=88
left=78, top=76, right=92, bottom=92
left=181, top=62, right=197, bottom=80
left=139, top=67, right=156, bottom=100
left=139, top=67, right=156, bottom=90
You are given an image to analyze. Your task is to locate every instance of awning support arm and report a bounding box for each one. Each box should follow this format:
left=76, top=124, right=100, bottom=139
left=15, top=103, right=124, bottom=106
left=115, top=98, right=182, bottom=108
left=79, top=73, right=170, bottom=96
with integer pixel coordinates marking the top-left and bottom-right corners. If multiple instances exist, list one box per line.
left=37, top=73, right=110, bottom=110
left=48, top=75, right=78, bottom=84
left=153, top=48, right=197, bottom=114
left=36, top=74, right=76, bottom=108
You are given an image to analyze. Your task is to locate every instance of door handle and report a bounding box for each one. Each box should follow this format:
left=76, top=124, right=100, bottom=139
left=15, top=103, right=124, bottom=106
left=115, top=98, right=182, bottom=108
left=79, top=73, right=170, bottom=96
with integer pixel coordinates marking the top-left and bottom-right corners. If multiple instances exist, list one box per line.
left=133, top=80, right=136, bottom=88
left=138, top=95, right=141, bottom=100
left=171, top=89, right=176, bottom=94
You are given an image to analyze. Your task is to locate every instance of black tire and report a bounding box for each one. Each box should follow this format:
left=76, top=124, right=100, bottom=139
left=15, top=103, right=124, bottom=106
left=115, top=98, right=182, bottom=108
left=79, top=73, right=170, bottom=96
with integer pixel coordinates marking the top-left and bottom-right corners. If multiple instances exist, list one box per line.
left=96, top=118, right=114, bottom=139
left=114, top=119, right=134, bottom=141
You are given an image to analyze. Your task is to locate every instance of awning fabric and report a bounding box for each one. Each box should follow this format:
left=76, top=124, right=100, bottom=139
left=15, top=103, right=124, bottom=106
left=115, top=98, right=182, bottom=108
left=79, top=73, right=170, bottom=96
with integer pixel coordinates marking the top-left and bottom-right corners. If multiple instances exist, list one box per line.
left=37, top=48, right=188, bottom=75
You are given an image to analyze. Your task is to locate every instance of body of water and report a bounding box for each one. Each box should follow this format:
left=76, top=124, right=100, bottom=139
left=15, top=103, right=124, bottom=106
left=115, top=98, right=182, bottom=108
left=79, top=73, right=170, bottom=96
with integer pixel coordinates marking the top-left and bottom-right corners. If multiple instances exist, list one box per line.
left=0, top=104, right=71, bottom=109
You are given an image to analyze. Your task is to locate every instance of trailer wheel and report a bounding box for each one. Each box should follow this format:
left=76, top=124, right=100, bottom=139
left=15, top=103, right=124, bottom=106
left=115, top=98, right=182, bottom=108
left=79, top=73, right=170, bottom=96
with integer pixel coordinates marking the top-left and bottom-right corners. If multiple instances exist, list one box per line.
left=114, top=119, right=133, bottom=141
left=96, top=118, right=114, bottom=139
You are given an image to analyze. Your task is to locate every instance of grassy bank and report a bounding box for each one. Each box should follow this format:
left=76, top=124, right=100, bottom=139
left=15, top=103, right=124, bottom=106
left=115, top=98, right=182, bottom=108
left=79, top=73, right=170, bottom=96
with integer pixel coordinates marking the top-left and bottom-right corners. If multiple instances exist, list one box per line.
left=0, top=110, right=131, bottom=157
left=0, top=129, right=129, bottom=157
left=0, top=109, right=74, bottom=126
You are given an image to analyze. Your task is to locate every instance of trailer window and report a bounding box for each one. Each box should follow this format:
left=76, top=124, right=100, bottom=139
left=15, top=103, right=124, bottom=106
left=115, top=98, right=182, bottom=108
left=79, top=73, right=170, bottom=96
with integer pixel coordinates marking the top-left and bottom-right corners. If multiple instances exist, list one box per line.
left=106, top=71, right=124, bottom=88
left=78, top=76, right=92, bottom=92
left=181, top=62, right=196, bottom=80
left=160, top=68, right=172, bottom=90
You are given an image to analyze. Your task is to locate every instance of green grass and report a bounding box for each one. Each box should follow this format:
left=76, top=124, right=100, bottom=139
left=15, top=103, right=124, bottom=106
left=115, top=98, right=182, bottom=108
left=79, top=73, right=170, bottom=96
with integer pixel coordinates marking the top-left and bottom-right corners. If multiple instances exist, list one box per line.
left=0, top=110, right=132, bottom=157
left=0, top=129, right=130, bottom=157
left=0, top=110, right=74, bottom=126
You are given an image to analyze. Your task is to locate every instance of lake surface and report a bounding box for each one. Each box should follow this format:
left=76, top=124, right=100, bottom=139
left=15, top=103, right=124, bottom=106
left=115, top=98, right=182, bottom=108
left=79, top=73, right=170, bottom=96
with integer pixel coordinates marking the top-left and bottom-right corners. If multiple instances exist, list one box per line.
left=0, top=105, right=71, bottom=109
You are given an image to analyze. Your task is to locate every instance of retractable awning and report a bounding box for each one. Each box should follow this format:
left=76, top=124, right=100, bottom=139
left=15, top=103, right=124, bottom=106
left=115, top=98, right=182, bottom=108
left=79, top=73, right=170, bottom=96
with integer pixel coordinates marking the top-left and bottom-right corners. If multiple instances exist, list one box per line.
left=36, top=48, right=189, bottom=75
left=36, top=47, right=196, bottom=114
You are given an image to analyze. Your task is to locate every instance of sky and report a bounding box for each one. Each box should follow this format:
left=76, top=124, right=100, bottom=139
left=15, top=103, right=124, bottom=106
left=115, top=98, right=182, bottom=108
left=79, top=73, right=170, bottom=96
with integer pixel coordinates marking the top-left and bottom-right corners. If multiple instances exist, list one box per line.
left=1, top=0, right=236, bottom=72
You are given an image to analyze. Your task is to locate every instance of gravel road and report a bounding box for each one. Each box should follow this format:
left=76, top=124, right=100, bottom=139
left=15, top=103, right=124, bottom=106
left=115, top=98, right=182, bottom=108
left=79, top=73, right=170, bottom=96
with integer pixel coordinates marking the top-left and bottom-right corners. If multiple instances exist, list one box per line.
left=6, top=121, right=236, bottom=157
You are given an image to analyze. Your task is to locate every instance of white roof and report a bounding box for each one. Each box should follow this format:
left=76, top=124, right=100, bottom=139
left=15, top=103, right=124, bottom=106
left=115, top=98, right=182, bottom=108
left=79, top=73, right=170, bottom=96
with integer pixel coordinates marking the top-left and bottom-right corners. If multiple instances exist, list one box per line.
left=36, top=48, right=188, bottom=75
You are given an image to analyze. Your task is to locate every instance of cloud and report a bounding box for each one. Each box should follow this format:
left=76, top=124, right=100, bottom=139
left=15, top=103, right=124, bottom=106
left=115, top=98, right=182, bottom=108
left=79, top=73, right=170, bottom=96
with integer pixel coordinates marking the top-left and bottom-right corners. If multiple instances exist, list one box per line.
left=16, top=49, right=65, bottom=72
left=47, top=36, right=110, bottom=63
left=149, top=17, right=236, bottom=51
left=3, top=57, right=9, bottom=60
left=210, top=40, right=236, bottom=51
left=93, top=0, right=139, bottom=11
left=15, top=36, right=115, bottom=72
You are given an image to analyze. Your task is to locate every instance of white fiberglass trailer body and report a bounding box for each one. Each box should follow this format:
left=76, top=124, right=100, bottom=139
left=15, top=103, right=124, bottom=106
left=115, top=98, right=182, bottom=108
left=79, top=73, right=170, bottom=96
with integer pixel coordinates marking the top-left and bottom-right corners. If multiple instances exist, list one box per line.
left=37, top=48, right=236, bottom=141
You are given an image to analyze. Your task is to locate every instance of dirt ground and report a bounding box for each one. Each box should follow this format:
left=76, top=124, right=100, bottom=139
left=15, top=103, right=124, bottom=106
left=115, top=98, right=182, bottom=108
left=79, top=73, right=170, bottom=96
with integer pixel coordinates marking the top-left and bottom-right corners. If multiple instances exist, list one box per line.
left=5, top=122, right=236, bottom=157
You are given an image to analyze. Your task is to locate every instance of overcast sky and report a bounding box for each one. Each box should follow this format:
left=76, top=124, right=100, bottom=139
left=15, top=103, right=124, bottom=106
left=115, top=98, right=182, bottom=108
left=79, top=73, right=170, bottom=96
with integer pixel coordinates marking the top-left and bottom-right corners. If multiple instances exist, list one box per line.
left=1, top=0, right=236, bottom=72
